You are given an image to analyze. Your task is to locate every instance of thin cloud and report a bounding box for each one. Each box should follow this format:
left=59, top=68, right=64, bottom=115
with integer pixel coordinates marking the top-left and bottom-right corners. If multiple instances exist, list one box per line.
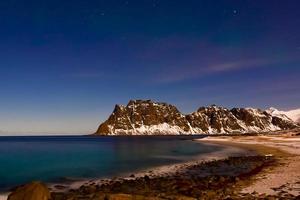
left=154, top=57, right=297, bottom=83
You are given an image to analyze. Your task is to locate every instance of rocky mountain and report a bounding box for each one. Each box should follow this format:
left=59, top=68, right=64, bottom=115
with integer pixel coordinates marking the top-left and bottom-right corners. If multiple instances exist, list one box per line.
left=95, top=100, right=299, bottom=135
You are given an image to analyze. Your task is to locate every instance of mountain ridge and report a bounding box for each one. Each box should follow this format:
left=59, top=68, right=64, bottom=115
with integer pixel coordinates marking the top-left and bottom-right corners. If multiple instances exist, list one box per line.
left=266, top=107, right=300, bottom=123
left=95, top=100, right=299, bottom=135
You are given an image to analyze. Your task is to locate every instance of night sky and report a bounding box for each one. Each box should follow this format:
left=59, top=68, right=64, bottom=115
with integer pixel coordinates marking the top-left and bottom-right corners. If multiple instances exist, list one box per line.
left=0, top=0, right=299, bottom=134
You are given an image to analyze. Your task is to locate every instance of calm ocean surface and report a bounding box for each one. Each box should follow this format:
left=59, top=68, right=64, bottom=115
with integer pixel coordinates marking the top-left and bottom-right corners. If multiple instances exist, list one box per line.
left=0, top=135, right=222, bottom=190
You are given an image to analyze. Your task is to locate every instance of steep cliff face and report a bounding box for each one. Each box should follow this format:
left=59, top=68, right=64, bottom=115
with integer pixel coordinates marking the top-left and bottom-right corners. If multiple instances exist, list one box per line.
left=95, top=100, right=298, bottom=135
left=97, top=100, right=190, bottom=135
left=187, top=106, right=245, bottom=133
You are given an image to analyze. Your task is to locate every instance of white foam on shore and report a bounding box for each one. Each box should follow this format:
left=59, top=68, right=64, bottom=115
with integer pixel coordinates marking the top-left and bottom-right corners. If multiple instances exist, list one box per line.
left=199, top=137, right=230, bottom=141
left=0, top=194, right=8, bottom=200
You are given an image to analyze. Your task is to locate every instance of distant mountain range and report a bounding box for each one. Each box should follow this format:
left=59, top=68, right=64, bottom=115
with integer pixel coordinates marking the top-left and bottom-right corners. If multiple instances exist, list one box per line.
left=95, top=100, right=299, bottom=135
left=266, top=107, right=300, bottom=124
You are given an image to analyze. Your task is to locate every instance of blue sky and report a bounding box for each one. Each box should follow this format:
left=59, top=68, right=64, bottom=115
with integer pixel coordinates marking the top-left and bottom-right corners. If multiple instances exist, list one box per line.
left=0, top=0, right=299, bottom=134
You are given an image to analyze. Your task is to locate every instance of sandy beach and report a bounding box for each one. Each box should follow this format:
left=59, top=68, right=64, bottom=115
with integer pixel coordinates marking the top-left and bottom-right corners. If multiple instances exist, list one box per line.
left=199, top=131, right=300, bottom=196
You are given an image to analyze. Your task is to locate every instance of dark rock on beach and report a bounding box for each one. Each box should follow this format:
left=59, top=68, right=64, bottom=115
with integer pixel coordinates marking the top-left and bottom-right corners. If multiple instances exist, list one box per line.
left=48, top=155, right=299, bottom=200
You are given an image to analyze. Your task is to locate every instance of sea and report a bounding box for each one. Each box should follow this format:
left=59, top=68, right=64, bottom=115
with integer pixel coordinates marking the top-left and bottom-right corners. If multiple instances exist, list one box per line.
left=0, top=135, right=223, bottom=191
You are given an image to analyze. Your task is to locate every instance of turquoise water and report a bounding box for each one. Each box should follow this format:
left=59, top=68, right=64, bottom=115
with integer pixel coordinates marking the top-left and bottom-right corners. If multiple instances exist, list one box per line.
left=0, top=136, right=222, bottom=190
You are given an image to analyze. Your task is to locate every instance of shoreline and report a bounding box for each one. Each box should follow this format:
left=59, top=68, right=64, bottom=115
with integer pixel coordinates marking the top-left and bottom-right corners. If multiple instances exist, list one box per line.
left=49, top=155, right=276, bottom=199
left=0, top=139, right=252, bottom=200
left=4, top=131, right=300, bottom=199
left=46, top=137, right=288, bottom=199
left=1, top=139, right=257, bottom=200
left=48, top=141, right=254, bottom=193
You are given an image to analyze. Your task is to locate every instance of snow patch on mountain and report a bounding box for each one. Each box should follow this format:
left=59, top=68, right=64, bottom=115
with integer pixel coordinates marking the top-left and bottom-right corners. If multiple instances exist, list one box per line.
left=267, top=107, right=300, bottom=123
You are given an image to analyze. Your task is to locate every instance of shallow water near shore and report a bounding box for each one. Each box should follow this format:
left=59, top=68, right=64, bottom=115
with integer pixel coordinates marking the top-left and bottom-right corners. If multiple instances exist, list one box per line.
left=0, top=135, right=224, bottom=190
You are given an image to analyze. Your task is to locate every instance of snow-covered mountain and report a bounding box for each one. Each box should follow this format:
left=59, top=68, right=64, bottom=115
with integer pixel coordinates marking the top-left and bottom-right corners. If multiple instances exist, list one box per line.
left=266, top=107, right=300, bottom=124
left=95, top=100, right=299, bottom=135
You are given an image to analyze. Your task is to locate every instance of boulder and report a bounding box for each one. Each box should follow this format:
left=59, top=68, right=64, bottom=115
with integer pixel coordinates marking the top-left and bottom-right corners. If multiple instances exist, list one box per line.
left=8, top=181, right=50, bottom=200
